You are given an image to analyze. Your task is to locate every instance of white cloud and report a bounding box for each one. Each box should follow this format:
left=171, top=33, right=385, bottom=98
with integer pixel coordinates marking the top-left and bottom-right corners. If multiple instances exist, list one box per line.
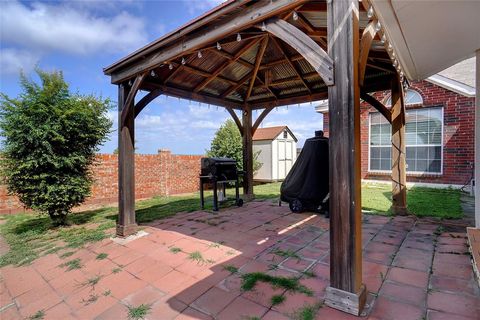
left=0, top=48, right=39, bottom=75
left=184, top=0, right=226, bottom=16
left=0, top=1, right=148, bottom=56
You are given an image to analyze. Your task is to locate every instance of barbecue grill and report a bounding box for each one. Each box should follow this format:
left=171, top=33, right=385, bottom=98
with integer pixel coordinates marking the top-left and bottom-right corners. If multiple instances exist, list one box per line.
left=199, top=157, right=243, bottom=211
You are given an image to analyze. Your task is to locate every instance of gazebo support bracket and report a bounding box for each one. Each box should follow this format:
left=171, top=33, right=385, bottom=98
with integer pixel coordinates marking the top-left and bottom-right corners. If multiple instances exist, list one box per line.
left=390, top=76, right=408, bottom=215
left=325, top=0, right=366, bottom=316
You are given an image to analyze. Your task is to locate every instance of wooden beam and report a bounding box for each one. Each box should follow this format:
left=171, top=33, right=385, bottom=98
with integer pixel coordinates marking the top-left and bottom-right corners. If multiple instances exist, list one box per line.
left=242, top=105, right=254, bottom=198
left=325, top=0, right=366, bottom=316
left=210, top=49, right=253, bottom=69
left=134, top=89, right=162, bottom=118
left=225, top=106, right=243, bottom=136
left=261, top=18, right=334, bottom=86
left=144, top=82, right=243, bottom=109
left=194, top=37, right=262, bottom=93
left=117, top=84, right=137, bottom=237
left=360, top=91, right=391, bottom=123
left=220, top=71, right=253, bottom=99
left=271, top=36, right=312, bottom=94
left=296, top=12, right=317, bottom=34
left=109, top=0, right=309, bottom=83
left=252, top=107, right=274, bottom=135
left=121, top=73, right=145, bottom=127
left=390, top=76, right=407, bottom=215
left=250, top=90, right=328, bottom=109
left=359, top=20, right=377, bottom=86
left=246, top=37, right=269, bottom=101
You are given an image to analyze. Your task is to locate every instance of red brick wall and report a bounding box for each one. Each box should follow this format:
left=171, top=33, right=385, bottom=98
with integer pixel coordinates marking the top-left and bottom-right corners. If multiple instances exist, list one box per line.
left=0, top=150, right=203, bottom=214
left=322, top=80, right=475, bottom=185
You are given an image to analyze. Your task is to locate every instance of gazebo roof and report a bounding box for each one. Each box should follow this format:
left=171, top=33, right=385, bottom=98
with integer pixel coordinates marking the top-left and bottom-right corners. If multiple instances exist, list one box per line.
left=104, top=0, right=396, bottom=110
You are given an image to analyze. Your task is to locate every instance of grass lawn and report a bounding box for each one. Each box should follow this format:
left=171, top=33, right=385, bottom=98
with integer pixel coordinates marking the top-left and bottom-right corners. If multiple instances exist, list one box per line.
left=0, top=182, right=463, bottom=267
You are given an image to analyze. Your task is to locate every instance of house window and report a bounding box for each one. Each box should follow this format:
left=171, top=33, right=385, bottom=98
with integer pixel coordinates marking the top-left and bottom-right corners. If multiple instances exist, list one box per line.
left=369, top=107, right=443, bottom=174
left=385, top=89, right=423, bottom=106
left=283, top=131, right=288, bottom=139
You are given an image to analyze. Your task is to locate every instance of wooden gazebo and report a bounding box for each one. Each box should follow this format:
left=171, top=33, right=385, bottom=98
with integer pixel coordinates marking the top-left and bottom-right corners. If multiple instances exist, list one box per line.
left=104, top=0, right=408, bottom=315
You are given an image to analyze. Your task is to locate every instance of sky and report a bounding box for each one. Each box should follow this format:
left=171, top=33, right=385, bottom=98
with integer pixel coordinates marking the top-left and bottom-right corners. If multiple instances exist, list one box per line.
left=0, top=0, right=324, bottom=155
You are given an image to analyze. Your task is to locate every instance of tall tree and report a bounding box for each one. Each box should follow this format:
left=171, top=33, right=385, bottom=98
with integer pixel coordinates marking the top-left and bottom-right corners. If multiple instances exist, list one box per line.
left=207, top=119, right=262, bottom=173
left=0, top=69, right=112, bottom=225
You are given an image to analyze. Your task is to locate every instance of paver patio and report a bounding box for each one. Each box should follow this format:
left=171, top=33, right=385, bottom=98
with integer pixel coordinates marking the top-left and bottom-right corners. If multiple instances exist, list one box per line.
left=1, top=200, right=478, bottom=319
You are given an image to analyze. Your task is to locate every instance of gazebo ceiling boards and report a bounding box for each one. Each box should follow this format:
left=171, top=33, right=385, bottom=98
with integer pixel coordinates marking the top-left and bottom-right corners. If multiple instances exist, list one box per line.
left=104, top=0, right=396, bottom=111
left=107, top=1, right=407, bottom=316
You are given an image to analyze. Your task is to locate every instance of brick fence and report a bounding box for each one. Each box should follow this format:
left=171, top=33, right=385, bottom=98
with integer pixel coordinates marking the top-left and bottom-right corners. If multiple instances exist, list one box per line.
left=0, top=150, right=203, bottom=215
left=322, top=80, right=475, bottom=186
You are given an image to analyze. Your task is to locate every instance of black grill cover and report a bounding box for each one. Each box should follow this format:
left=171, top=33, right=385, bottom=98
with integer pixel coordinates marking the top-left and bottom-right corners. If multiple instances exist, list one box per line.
left=280, top=136, right=329, bottom=207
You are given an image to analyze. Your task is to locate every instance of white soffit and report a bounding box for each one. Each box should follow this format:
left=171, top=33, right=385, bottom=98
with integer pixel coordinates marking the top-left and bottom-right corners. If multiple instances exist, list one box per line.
left=371, top=0, right=480, bottom=81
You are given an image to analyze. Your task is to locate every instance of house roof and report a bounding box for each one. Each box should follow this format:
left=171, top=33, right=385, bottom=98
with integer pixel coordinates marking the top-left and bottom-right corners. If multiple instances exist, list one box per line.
left=426, top=57, right=476, bottom=97
left=370, top=0, right=480, bottom=80
left=253, top=126, right=297, bottom=142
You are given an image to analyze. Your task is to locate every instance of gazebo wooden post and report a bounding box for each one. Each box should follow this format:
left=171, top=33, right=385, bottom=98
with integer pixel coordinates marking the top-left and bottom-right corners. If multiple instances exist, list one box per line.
left=390, top=76, right=408, bottom=215
left=325, top=0, right=366, bottom=316
left=242, top=105, right=254, bottom=199
left=117, top=83, right=137, bottom=237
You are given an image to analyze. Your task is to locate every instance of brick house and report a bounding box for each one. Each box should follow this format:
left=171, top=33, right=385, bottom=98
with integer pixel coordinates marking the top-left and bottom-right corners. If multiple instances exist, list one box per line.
left=317, top=58, right=476, bottom=187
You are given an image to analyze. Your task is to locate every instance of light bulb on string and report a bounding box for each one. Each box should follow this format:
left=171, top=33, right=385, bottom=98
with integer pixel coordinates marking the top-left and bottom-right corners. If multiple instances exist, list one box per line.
left=169, top=63, right=173, bottom=70
left=381, top=34, right=386, bottom=44
left=181, top=57, right=186, bottom=65
left=150, top=70, right=156, bottom=77
left=292, top=11, right=298, bottom=21
left=216, top=42, right=222, bottom=50
left=367, top=6, right=374, bottom=19
left=375, top=21, right=381, bottom=32
left=197, top=51, right=203, bottom=59
left=261, top=22, right=266, bottom=31
left=237, top=33, right=242, bottom=42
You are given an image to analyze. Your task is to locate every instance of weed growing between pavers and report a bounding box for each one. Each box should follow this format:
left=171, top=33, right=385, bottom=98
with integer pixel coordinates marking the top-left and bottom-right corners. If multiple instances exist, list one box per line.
left=81, top=293, right=99, bottom=306
left=112, top=267, right=122, bottom=274
left=59, top=258, right=82, bottom=271
left=187, top=251, right=214, bottom=264
left=290, top=302, right=323, bottom=320
left=28, top=310, right=45, bottom=320
left=241, top=272, right=313, bottom=296
left=103, top=289, right=111, bottom=296
left=127, top=304, right=152, bottom=320
left=271, top=248, right=300, bottom=260
left=59, top=251, right=75, bottom=259
left=96, top=253, right=108, bottom=260
left=301, top=270, right=316, bottom=278
left=169, top=247, right=182, bottom=254
left=85, top=275, right=102, bottom=288
left=222, top=265, right=238, bottom=274
left=271, top=294, right=285, bottom=306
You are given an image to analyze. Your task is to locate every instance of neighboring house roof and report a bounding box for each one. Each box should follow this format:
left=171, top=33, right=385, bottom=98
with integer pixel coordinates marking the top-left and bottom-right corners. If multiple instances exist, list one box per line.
left=427, top=57, right=476, bottom=97
left=253, top=126, right=298, bottom=142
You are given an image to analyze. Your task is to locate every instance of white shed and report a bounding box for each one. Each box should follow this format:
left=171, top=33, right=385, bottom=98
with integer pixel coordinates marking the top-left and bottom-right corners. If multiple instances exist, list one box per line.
left=253, top=126, right=298, bottom=182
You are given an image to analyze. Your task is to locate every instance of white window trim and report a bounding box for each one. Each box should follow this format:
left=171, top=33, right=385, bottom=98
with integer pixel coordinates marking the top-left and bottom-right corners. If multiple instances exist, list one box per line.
left=367, top=107, right=444, bottom=175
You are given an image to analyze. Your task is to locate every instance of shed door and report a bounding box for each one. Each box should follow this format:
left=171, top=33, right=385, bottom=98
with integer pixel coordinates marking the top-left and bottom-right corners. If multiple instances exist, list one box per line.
left=285, top=141, right=293, bottom=174
left=278, top=140, right=286, bottom=179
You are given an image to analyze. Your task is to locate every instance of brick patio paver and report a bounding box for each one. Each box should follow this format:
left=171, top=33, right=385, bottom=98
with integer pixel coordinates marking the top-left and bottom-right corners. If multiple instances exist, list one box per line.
left=1, top=200, right=479, bottom=320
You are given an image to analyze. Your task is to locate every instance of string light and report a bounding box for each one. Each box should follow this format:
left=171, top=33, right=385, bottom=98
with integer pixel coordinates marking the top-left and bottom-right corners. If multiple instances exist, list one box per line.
left=237, top=33, right=242, bottom=42
left=387, top=43, right=393, bottom=51
left=181, top=57, right=186, bottom=65
left=380, top=34, right=386, bottom=44
left=150, top=70, right=156, bottom=77
left=292, top=11, right=298, bottom=21
left=169, top=63, right=173, bottom=70
left=375, top=21, right=381, bottom=32
left=261, top=22, right=266, bottom=31
left=197, top=51, right=203, bottom=58
left=128, top=80, right=132, bottom=86
left=216, top=42, right=222, bottom=50
left=393, top=59, right=398, bottom=67
left=367, top=6, right=374, bottom=19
